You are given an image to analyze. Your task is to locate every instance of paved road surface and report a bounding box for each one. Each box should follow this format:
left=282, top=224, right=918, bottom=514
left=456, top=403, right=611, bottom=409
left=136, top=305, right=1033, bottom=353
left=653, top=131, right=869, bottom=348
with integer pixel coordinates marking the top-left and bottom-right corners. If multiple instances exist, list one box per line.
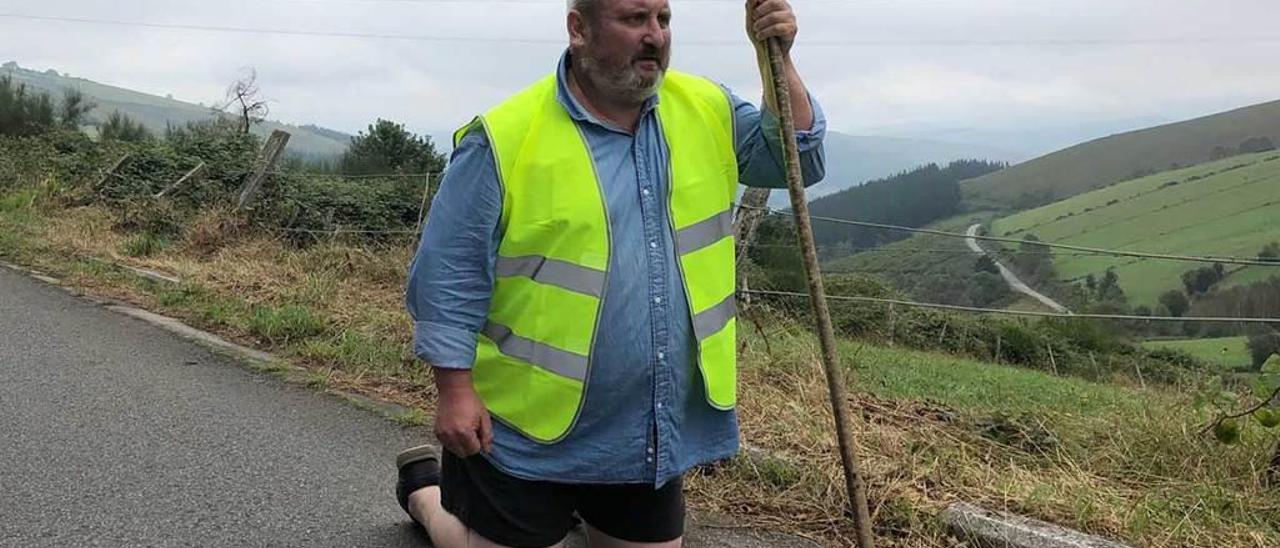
left=0, top=266, right=430, bottom=547
left=965, top=224, right=1072, bottom=314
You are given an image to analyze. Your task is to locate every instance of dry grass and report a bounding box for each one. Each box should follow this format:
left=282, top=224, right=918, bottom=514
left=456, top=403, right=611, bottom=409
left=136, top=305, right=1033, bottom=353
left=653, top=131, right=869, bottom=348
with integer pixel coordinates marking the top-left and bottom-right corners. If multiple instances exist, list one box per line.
left=3, top=202, right=1280, bottom=547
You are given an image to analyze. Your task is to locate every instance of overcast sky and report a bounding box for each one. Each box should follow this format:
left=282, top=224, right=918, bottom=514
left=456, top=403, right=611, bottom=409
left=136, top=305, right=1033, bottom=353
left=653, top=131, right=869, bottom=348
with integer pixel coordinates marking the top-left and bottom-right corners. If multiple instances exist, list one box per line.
left=2, top=0, right=1279, bottom=141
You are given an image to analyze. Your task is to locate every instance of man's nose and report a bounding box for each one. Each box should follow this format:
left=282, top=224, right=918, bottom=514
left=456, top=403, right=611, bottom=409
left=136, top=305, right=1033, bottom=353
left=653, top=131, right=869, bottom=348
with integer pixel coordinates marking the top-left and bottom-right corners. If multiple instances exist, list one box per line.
left=642, top=17, right=667, bottom=48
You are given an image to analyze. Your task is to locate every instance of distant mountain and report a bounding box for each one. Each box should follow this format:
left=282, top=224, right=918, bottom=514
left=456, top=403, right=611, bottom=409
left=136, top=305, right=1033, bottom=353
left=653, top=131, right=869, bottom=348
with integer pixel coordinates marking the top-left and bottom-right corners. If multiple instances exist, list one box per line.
left=864, top=116, right=1169, bottom=159
left=768, top=132, right=1023, bottom=206
left=961, top=99, right=1280, bottom=210
left=1, top=61, right=352, bottom=159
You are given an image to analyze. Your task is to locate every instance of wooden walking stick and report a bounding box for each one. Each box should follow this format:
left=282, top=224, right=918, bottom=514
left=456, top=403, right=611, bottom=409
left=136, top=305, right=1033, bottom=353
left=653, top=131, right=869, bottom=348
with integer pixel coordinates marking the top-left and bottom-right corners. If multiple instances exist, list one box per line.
left=758, top=36, right=877, bottom=547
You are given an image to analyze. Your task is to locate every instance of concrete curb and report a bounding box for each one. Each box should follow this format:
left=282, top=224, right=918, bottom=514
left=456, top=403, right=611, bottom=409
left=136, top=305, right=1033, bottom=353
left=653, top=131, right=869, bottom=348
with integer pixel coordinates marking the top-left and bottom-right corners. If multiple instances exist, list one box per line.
left=943, top=502, right=1132, bottom=548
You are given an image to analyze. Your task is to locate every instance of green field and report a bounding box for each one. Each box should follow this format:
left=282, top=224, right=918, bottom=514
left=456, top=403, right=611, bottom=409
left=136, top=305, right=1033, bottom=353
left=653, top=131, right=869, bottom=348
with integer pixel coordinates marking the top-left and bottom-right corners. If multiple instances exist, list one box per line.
left=1143, top=336, right=1251, bottom=369
left=989, top=152, right=1280, bottom=305
left=962, top=99, right=1280, bottom=209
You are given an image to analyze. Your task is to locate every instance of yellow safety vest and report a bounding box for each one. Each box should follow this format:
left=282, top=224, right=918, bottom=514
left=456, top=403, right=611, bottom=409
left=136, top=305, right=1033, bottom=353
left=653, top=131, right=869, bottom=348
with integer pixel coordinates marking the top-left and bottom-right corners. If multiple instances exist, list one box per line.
left=454, top=70, right=738, bottom=443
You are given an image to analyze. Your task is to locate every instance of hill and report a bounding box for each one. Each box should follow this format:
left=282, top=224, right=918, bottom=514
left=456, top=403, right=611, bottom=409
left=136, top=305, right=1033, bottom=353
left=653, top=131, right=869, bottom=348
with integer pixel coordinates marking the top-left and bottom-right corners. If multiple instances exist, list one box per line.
left=1, top=61, right=351, bottom=159
left=989, top=151, right=1280, bottom=306
left=799, top=132, right=1021, bottom=206
left=961, top=99, right=1280, bottom=210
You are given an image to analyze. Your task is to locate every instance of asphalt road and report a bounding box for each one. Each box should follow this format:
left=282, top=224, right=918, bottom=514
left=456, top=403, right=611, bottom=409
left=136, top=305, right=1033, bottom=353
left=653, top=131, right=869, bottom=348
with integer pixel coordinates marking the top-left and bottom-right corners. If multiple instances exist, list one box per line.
left=965, top=224, right=1072, bottom=314
left=0, top=266, right=431, bottom=547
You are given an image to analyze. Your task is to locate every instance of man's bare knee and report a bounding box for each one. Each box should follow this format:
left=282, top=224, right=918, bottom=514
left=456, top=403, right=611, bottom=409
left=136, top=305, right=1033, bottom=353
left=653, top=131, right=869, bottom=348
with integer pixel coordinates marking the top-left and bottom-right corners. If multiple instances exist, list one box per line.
left=585, top=524, right=681, bottom=548
left=407, top=486, right=563, bottom=548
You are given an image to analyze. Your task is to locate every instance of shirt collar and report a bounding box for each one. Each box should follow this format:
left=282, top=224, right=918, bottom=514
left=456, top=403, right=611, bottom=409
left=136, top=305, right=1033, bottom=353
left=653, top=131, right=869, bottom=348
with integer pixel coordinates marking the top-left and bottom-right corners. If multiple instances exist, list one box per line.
left=555, top=49, right=660, bottom=132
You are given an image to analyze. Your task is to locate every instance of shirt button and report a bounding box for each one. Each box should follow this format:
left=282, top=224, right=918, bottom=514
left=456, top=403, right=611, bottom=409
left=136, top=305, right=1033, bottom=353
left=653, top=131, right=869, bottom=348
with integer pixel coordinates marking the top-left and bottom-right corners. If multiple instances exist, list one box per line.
left=642, top=188, right=651, bottom=196
left=646, top=457, right=653, bottom=463
left=653, top=296, right=662, bottom=304
left=656, top=402, right=664, bottom=409
left=657, top=351, right=665, bottom=360
left=649, top=241, right=658, bottom=249
left=647, top=447, right=654, bottom=454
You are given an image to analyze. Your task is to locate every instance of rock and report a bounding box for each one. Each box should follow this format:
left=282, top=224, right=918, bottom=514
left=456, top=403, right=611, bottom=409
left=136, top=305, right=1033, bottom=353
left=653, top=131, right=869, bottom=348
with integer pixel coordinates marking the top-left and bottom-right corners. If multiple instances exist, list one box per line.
left=943, top=502, right=1131, bottom=548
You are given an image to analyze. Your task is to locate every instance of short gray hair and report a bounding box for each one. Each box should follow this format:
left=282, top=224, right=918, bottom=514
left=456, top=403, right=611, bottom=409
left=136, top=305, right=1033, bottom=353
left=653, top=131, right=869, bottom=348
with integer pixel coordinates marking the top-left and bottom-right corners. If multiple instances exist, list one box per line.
left=568, top=0, right=602, bottom=19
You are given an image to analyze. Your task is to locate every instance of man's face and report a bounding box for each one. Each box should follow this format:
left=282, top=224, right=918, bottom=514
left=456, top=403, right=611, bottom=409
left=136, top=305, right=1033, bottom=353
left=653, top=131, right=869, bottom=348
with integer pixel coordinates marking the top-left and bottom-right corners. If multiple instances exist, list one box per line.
left=572, top=0, right=672, bottom=104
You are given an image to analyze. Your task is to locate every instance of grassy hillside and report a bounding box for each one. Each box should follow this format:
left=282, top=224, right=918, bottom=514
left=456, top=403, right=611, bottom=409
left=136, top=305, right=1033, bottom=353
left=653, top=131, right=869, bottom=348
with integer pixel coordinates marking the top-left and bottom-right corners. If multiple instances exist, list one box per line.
left=2, top=63, right=350, bottom=158
left=962, top=99, right=1280, bottom=209
left=822, top=213, right=1014, bottom=306
left=1144, top=336, right=1251, bottom=370
left=989, top=151, right=1280, bottom=306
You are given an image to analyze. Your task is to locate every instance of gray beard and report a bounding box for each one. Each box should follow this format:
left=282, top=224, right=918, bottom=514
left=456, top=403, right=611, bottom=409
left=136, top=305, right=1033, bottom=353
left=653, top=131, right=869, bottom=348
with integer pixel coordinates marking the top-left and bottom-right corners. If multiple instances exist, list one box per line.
left=578, top=52, right=664, bottom=105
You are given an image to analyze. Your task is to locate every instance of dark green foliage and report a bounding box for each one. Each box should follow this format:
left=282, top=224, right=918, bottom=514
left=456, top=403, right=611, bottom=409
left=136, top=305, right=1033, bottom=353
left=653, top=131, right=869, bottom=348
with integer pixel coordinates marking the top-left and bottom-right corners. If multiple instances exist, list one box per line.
left=0, top=75, right=56, bottom=137
left=1095, top=268, right=1127, bottom=304
left=753, top=272, right=1203, bottom=384
left=255, top=173, right=426, bottom=239
left=974, top=255, right=999, bottom=275
left=1249, top=332, right=1280, bottom=369
left=59, top=88, right=94, bottom=129
left=1159, top=290, right=1190, bottom=318
left=808, top=159, right=1005, bottom=252
left=99, top=111, right=151, bottom=143
left=338, top=119, right=445, bottom=176
left=1239, top=136, right=1277, bottom=154
left=1181, top=263, right=1226, bottom=296
left=1259, top=242, right=1280, bottom=263
left=1004, top=234, right=1057, bottom=286
left=1186, top=276, right=1280, bottom=339
left=968, top=271, right=1009, bottom=307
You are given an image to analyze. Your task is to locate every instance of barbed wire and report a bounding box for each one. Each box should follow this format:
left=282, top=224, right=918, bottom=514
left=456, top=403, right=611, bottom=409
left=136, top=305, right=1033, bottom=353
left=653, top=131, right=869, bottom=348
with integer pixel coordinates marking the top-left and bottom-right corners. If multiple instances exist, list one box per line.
left=744, top=289, right=1280, bottom=324
left=737, top=204, right=1280, bottom=267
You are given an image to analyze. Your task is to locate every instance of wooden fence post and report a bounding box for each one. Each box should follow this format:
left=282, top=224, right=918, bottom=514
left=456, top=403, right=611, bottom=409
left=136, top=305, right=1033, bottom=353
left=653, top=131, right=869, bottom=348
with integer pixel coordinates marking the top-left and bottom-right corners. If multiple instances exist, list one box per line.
left=1047, top=343, right=1059, bottom=376
left=237, top=130, right=290, bottom=211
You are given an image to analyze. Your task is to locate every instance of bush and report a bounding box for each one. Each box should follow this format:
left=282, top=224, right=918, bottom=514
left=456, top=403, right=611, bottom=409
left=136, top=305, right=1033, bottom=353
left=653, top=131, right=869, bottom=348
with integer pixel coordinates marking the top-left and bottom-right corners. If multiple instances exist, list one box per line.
left=1248, top=332, right=1280, bottom=370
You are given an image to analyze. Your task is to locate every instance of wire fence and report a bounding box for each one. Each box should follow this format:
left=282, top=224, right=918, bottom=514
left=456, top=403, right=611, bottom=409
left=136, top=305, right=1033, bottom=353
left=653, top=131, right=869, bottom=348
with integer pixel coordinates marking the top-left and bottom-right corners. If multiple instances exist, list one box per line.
left=736, top=203, right=1280, bottom=268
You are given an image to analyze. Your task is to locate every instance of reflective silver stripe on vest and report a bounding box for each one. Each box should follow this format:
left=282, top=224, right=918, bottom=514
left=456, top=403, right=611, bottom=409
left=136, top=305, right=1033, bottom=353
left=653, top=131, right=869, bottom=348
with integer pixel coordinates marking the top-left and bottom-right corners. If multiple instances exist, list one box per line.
left=692, top=294, right=736, bottom=341
left=675, top=209, right=733, bottom=255
left=495, top=255, right=605, bottom=298
left=482, top=321, right=589, bottom=382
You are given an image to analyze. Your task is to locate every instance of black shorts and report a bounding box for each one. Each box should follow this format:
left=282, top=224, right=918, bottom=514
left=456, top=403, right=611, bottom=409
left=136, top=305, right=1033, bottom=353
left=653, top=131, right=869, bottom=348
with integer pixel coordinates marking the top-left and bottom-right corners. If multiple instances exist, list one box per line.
left=440, top=452, right=685, bottom=548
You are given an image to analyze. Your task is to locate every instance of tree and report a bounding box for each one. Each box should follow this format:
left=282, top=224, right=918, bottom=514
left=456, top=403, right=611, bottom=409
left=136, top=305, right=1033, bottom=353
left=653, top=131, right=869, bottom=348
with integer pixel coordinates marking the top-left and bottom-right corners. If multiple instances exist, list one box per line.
left=59, top=88, right=95, bottom=129
left=221, top=68, right=268, bottom=134
left=99, top=110, right=151, bottom=142
left=0, top=76, right=55, bottom=136
left=974, top=255, right=999, bottom=275
left=1249, top=331, right=1280, bottom=370
left=1259, top=242, right=1280, bottom=264
left=1159, top=290, right=1190, bottom=318
left=1096, top=268, right=1126, bottom=304
left=339, top=118, right=446, bottom=176
left=1239, top=136, right=1277, bottom=154
left=1181, top=264, right=1225, bottom=296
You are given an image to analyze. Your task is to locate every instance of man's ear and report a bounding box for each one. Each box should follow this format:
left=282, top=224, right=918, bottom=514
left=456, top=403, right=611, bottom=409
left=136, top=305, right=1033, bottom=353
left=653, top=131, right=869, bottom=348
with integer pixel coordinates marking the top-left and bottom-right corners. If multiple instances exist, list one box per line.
left=567, top=10, right=589, bottom=49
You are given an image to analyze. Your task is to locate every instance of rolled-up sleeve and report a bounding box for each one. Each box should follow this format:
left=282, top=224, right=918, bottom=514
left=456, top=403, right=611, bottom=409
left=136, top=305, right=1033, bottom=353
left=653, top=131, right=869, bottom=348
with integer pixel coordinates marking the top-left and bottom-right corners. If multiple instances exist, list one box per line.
left=404, top=128, right=502, bottom=370
left=730, top=87, right=828, bottom=189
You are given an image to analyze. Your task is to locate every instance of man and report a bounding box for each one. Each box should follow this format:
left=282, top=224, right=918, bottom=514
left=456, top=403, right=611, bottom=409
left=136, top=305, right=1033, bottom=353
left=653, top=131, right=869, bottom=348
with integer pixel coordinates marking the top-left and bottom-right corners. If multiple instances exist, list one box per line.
left=397, top=0, right=826, bottom=546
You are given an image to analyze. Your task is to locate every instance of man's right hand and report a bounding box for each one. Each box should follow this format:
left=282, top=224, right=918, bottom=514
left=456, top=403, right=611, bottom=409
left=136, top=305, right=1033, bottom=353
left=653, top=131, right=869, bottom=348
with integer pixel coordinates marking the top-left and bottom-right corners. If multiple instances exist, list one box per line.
left=432, top=368, right=493, bottom=457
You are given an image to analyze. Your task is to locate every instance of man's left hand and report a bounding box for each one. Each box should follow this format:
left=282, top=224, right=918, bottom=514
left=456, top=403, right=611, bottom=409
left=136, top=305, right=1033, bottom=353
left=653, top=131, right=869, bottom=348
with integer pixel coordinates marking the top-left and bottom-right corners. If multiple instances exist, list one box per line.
left=746, top=0, right=799, bottom=55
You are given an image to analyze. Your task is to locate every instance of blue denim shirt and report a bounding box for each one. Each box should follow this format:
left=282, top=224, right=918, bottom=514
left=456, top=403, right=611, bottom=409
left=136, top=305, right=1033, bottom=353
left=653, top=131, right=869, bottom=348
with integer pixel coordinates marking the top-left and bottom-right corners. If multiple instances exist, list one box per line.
left=407, top=51, right=826, bottom=486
